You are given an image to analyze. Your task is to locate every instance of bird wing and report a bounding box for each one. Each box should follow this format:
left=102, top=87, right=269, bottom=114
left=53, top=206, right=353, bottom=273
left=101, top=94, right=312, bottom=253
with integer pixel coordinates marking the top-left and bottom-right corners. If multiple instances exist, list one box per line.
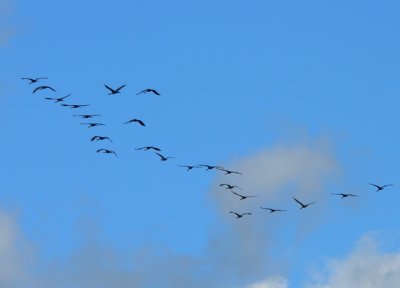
left=104, top=84, right=115, bottom=92
left=136, top=90, right=146, bottom=95
left=91, top=136, right=99, bottom=141
left=348, top=194, right=358, bottom=197
left=96, top=149, right=105, bottom=153
left=151, top=89, right=160, bottom=95
left=306, top=201, right=317, bottom=206
left=231, top=191, right=243, bottom=197
left=21, top=77, right=33, bottom=81
left=44, top=97, right=55, bottom=100
left=368, top=183, right=380, bottom=189
left=229, top=211, right=240, bottom=217
left=155, top=152, right=164, bottom=159
left=293, top=197, right=305, bottom=206
left=116, top=84, right=126, bottom=92
left=382, top=184, right=393, bottom=188
left=151, top=147, right=161, bottom=151
left=244, top=213, right=252, bottom=216
left=48, top=86, right=56, bottom=92
left=32, top=86, right=42, bottom=93
left=137, top=120, right=145, bottom=126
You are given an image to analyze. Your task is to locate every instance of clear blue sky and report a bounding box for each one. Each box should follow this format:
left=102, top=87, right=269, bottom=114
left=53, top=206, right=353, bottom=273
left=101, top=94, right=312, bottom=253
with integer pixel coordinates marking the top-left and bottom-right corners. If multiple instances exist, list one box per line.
left=1, top=0, right=399, bottom=287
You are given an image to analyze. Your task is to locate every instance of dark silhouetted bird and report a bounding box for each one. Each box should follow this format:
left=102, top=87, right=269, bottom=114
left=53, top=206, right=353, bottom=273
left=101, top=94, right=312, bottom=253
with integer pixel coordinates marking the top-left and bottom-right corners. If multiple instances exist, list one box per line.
left=104, top=84, right=126, bottom=95
left=61, top=104, right=89, bottom=109
left=96, top=149, right=118, bottom=157
left=80, top=123, right=105, bottom=128
left=136, top=89, right=160, bottom=96
left=33, top=86, right=56, bottom=93
left=135, top=146, right=161, bottom=151
left=197, top=164, right=224, bottom=170
left=220, top=184, right=241, bottom=190
left=231, top=191, right=257, bottom=200
left=260, top=207, right=286, bottom=213
left=369, top=183, right=393, bottom=192
left=218, top=168, right=242, bottom=175
left=21, top=77, right=47, bottom=84
left=155, top=153, right=175, bottom=161
left=44, top=94, right=71, bottom=103
left=124, top=118, right=145, bottom=126
left=73, top=114, right=100, bottom=119
left=91, top=136, right=112, bottom=142
left=229, top=211, right=252, bottom=219
left=293, top=197, right=316, bottom=209
left=331, top=193, right=358, bottom=198
left=178, top=165, right=201, bottom=171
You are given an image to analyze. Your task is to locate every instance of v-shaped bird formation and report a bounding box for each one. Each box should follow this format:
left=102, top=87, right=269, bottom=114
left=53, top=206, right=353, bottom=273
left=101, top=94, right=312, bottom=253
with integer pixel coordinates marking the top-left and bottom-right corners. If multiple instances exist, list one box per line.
left=21, top=76, right=394, bottom=220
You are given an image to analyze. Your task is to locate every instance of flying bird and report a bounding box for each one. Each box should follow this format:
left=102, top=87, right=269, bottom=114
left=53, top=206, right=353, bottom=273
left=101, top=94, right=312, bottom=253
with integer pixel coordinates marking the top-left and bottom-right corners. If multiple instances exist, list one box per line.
left=32, top=85, right=56, bottom=93
left=331, top=193, right=359, bottom=198
left=96, top=149, right=118, bottom=157
left=124, top=118, right=145, bottom=126
left=73, top=114, right=100, bottom=119
left=260, top=207, right=286, bottom=213
left=178, top=165, right=201, bottom=171
left=197, top=164, right=224, bottom=171
left=231, top=191, right=257, bottom=200
left=61, top=104, right=89, bottom=109
left=219, top=184, right=241, bottom=190
left=21, top=77, right=47, bottom=84
left=155, top=153, right=175, bottom=161
left=293, top=197, right=316, bottom=209
left=218, top=168, right=242, bottom=175
left=136, top=89, right=160, bottom=96
left=229, top=211, right=252, bottom=219
left=369, top=183, right=393, bottom=192
left=135, top=146, right=161, bottom=151
left=91, top=136, right=112, bottom=142
left=80, top=123, right=105, bottom=128
left=44, top=94, right=71, bottom=103
left=104, top=84, right=126, bottom=95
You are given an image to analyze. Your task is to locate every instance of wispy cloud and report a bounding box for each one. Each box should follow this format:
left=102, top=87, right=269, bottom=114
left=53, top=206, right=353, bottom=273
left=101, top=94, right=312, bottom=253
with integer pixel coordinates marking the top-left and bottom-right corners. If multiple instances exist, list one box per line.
left=307, top=233, right=400, bottom=288
left=0, top=136, right=341, bottom=287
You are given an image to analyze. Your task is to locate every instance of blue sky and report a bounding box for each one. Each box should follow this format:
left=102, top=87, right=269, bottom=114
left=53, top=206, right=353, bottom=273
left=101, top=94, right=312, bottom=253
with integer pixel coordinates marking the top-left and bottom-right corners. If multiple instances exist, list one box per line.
left=1, top=0, right=399, bottom=287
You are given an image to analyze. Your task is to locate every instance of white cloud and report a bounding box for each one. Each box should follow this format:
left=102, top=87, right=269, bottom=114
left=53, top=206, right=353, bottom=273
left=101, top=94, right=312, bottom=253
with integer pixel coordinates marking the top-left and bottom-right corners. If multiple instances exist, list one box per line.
left=246, top=276, right=289, bottom=288
left=0, top=137, right=341, bottom=288
left=308, top=234, right=400, bottom=288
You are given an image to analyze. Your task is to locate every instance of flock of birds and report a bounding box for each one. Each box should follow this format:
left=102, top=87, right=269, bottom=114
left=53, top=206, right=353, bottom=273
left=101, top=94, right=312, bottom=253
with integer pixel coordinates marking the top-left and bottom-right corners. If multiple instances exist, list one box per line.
left=22, top=77, right=394, bottom=220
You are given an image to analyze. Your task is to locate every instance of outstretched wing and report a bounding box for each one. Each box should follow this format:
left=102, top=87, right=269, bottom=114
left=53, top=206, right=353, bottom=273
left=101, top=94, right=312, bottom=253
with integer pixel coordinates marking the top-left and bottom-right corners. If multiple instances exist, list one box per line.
left=136, top=120, right=145, bottom=126
left=116, top=84, right=126, bottom=92
left=368, top=183, right=380, bottom=189
left=293, top=197, right=304, bottom=207
left=104, top=84, right=114, bottom=93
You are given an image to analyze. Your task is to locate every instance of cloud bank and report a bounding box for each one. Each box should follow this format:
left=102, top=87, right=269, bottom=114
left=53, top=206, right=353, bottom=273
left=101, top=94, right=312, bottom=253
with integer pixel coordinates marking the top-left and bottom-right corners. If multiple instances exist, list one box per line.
left=0, top=137, right=341, bottom=287
left=308, top=234, right=400, bottom=288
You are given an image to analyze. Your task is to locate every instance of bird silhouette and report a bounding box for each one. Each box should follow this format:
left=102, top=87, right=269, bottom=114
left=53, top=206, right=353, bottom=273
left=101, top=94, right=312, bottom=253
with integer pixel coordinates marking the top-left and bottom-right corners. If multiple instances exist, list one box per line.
left=155, top=153, right=175, bottom=161
left=136, top=89, right=160, bottom=96
left=260, top=207, right=286, bottom=213
left=124, top=119, right=145, bottom=126
left=91, top=136, right=112, bottom=142
left=80, top=123, right=105, bottom=128
left=369, top=183, right=393, bottom=192
left=61, top=104, right=90, bottom=109
left=21, top=77, right=48, bottom=84
left=178, top=165, right=201, bottom=171
left=197, top=164, right=224, bottom=170
left=218, top=168, right=242, bottom=175
left=293, top=197, right=316, bottom=209
left=104, top=84, right=126, bottom=95
left=229, top=211, right=252, bottom=219
left=96, top=149, right=118, bottom=157
left=231, top=191, right=257, bottom=200
left=135, top=146, right=161, bottom=151
left=331, top=193, right=358, bottom=198
left=44, top=94, right=71, bottom=103
left=33, top=86, right=56, bottom=93
left=73, top=114, right=100, bottom=119
left=219, top=184, right=241, bottom=190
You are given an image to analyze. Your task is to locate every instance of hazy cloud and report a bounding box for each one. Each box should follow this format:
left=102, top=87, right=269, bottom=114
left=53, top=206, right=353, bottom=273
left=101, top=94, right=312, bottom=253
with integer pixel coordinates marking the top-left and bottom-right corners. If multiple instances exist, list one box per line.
left=308, top=234, right=400, bottom=288
left=0, top=137, right=341, bottom=288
